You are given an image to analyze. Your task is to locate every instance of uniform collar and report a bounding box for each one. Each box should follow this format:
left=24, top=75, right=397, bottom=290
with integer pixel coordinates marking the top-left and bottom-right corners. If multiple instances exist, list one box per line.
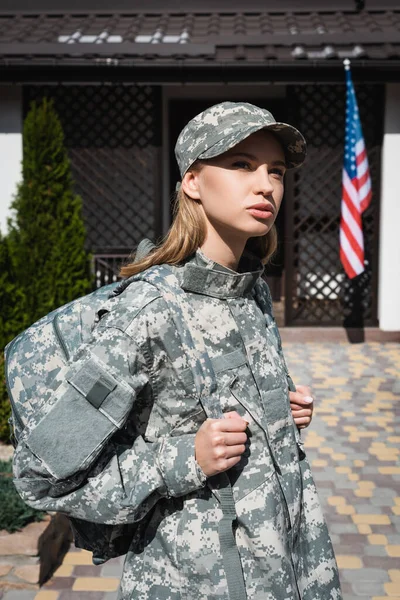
left=175, top=248, right=264, bottom=299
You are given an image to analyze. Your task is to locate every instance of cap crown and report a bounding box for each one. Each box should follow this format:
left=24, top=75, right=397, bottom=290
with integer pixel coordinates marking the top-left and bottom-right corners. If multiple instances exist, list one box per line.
left=175, top=101, right=276, bottom=177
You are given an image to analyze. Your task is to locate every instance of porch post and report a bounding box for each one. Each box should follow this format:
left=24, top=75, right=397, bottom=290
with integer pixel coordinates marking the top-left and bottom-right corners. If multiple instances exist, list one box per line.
left=0, top=86, right=22, bottom=233
left=378, top=83, right=400, bottom=331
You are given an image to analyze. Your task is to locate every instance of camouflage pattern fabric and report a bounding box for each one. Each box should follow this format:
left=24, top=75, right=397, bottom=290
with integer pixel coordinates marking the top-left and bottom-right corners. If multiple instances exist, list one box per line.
left=174, top=101, right=307, bottom=177
left=12, top=249, right=341, bottom=600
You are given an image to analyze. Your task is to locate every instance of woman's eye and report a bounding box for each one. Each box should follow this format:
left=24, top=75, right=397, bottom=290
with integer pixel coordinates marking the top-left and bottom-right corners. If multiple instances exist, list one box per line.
left=233, top=161, right=251, bottom=170
left=270, top=169, right=285, bottom=178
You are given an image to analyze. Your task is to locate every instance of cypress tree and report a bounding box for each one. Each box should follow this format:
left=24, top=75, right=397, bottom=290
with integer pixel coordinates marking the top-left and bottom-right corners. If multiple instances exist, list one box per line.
left=0, top=233, right=26, bottom=443
left=0, top=232, right=25, bottom=349
left=7, top=98, right=92, bottom=326
left=1, top=99, right=92, bottom=442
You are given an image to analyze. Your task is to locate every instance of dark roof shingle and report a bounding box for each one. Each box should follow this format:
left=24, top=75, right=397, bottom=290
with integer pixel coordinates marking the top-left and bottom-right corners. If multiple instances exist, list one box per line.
left=0, top=10, right=399, bottom=66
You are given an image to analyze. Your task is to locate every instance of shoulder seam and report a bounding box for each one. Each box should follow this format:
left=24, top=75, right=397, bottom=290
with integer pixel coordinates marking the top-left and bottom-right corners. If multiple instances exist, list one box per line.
left=98, top=292, right=165, bottom=337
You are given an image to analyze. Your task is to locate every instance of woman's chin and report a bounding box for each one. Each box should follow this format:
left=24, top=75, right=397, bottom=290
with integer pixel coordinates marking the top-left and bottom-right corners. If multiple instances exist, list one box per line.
left=246, top=223, right=271, bottom=237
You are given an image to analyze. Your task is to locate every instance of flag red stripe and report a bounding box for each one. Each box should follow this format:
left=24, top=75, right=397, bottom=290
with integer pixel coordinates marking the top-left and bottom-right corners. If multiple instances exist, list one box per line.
left=356, top=148, right=367, bottom=166
left=360, top=189, right=372, bottom=213
left=358, top=170, right=369, bottom=189
left=340, top=217, right=364, bottom=263
left=342, top=183, right=362, bottom=226
left=340, top=247, right=357, bottom=279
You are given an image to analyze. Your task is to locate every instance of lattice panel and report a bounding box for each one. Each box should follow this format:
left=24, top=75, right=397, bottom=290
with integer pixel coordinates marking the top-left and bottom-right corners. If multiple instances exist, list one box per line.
left=24, top=85, right=161, bottom=252
left=286, top=83, right=383, bottom=326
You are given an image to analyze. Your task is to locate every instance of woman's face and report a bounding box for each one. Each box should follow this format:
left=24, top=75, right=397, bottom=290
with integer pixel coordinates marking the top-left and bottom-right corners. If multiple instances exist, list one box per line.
left=182, top=130, right=286, bottom=243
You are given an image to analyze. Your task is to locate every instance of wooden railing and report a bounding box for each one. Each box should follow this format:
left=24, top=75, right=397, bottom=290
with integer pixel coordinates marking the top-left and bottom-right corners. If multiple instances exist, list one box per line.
left=92, top=252, right=129, bottom=289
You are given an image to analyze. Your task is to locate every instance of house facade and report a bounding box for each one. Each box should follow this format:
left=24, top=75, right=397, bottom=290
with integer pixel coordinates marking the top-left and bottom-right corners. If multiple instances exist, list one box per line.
left=0, top=0, right=399, bottom=330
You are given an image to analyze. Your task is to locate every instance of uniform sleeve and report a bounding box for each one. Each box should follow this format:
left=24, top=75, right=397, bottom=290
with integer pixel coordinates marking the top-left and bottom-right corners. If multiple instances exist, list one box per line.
left=12, top=324, right=206, bottom=525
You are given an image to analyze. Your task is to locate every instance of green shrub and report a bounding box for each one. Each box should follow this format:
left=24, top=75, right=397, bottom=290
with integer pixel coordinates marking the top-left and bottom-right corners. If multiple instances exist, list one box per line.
left=0, top=459, right=45, bottom=532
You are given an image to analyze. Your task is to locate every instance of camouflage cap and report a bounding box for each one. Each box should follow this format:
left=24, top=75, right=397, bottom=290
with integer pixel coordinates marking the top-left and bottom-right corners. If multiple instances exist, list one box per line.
left=175, top=101, right=306, bottom=177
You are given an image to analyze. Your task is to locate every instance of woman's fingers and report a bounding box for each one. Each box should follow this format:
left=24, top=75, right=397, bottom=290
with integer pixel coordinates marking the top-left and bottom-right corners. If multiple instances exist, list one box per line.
left=294, top=416, right=311, bottom=425
left=290, top=406, right=313, bottom=417
left=224, top=444, right=247, bottom=458
left=290, top=392, right=313, bottom=405
left=224, top=411, right=243, bottom=420
left=224, top=432, right=248, bottom=446
left=295, top=384, right=312, bottom=397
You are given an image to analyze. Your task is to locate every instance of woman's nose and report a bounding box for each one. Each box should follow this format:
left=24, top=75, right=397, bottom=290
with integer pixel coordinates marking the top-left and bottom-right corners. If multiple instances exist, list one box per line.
left=253, top=167, right=274, bottom=196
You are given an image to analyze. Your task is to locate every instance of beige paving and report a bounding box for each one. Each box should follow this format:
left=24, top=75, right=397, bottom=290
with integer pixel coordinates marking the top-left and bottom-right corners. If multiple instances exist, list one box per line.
left=1, top=341, right=399, bottom=600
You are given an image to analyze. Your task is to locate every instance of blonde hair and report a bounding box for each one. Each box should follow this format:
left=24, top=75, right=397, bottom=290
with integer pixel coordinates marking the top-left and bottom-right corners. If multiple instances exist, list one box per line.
left=120, top=162, right=278, bottom=278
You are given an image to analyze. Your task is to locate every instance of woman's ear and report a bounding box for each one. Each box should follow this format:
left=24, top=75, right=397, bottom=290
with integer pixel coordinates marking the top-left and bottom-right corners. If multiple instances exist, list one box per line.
left=181, top=170, right=201, bottom=201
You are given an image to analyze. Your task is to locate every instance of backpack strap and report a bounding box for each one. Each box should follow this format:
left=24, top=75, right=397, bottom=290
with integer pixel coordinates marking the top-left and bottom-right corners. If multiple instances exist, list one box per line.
left=253, top=278, right=296, bottom=393
left=134, top=265, right=247, bottom=600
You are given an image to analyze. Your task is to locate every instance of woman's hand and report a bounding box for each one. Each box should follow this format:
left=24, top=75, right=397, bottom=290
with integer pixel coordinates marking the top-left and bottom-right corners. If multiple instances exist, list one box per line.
left=289, top=385, right=314, bottom=429
left=195, top=411, right=248, bottom=477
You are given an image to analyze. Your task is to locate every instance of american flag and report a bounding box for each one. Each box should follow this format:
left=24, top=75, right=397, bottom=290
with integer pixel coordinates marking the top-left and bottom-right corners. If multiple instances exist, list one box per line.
left=339, top=60, right=372, bottom=279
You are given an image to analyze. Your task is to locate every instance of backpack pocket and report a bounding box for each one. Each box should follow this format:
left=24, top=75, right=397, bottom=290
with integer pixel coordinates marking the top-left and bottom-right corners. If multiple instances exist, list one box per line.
left=25, top=356, right=134, bottom=481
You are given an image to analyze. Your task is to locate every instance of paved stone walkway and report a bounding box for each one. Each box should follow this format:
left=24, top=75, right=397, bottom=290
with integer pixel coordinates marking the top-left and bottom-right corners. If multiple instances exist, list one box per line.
left=1, top=342, right=399, bottom=600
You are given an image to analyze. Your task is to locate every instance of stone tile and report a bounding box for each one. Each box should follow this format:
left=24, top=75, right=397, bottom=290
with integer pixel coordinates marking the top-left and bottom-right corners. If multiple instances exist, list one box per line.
left=388, top=569, right=400, bottom=581
left=364, top=545, right=390, bottom=557
left=352, top=581, right=385, bottom=595
left=14, top=565, right=40, bottom=584
left=336, top=556, right=363, bottom=570
left=338, top=534, right=365, bottom=547
left=385, top=582, right=400, bottom=595
left=62, top=551, right=93, bottom=566
left=387, top=535, right=400, bottom=544
left=341, top=567, right=390, bottom=583
left=352, top=514, right=391, bottom=525
left=334, top=544, right=365, bottom=556
left=58, top=593, right=104, bottom=600
left=43, top=578, right=75, bottom=591
left=329, top=534, right=340, bottom=545
left=386, top=545, right=400, bottom=557
left=371, top=496, right=398, bottom=507
left=34, top=593, right=60, bottom=600
left=368, top=534, right=388, bottom=545
left=100, top=561, right=124, bottom=578
left=363, top=556, right=400, bottom=569
left=73, top=565, right=102, bottom=577
left=72, top=577, right=119, bottom=592
left=372, top=487, right=397, bottom=498
left=0, top=522, right=48, bottom=557
left=52, top=566, right=73, bottom=578
left=2, top=592, right=38, bottom=600
left=0, top=565, right=12, bottom=577
left=353, top=504, right=383, bottom=514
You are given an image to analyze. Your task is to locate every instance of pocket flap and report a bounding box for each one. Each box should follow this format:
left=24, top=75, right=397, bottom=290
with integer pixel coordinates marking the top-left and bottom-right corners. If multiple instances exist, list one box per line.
left=211, top=349, right=247, bottom=373
left=25, top=357, right=134, bottom=480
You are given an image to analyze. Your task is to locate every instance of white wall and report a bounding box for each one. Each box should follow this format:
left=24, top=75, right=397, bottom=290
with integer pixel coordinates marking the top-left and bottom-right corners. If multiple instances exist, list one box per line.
left=0, top=87, right=22, bottom=234
left=378, top=83, right=400, bottom=331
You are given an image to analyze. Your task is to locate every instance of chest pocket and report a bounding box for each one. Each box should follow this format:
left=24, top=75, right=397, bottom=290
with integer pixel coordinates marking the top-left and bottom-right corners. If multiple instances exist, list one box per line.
left=145, top=365, right=207, bottom=440
left=211, top=349, right=277, bottom=503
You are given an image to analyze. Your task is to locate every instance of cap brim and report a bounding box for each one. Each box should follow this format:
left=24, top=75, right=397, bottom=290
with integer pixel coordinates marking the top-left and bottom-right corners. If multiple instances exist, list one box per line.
left=198, top=121, right=306, bottom=169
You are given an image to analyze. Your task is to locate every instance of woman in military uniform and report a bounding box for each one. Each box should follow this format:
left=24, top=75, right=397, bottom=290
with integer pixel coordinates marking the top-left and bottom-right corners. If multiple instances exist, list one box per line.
left=13, top=101, right=341, bottom=600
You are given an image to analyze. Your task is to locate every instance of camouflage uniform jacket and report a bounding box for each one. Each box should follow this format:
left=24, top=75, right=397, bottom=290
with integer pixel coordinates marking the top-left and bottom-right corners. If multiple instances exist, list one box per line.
left=13, top=249, right=342, bottom=600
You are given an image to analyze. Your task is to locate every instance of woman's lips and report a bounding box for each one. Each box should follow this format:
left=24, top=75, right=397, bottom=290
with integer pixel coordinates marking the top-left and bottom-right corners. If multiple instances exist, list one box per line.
left=247, top=207, right=274, bottom=219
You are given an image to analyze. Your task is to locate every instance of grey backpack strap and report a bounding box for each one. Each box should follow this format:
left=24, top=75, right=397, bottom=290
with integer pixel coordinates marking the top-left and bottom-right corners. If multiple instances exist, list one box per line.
left=136, top=265, right=247, bottom=600
left=254, top=279, right=296, bottom=393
